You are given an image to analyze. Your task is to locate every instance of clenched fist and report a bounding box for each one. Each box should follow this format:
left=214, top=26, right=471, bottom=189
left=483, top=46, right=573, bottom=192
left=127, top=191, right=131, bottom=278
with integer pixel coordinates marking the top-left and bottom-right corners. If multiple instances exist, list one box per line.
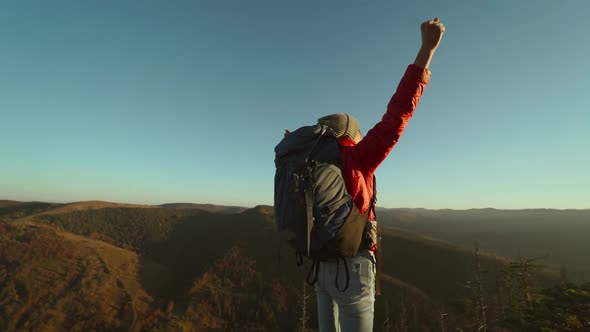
left=420, top=17, right=445, bottom=51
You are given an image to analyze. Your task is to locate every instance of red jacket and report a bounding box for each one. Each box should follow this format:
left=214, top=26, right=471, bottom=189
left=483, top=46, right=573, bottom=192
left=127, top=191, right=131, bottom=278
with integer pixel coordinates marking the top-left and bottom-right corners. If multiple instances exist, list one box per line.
left=338, top=64, right=431, bottom=220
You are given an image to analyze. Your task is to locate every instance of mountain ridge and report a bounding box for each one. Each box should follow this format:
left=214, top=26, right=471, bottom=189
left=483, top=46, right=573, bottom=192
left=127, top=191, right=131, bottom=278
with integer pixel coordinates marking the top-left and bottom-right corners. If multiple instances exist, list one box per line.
left=5, top=199, right=588, bottom=212
left=1, top=198, right=573, bottom=331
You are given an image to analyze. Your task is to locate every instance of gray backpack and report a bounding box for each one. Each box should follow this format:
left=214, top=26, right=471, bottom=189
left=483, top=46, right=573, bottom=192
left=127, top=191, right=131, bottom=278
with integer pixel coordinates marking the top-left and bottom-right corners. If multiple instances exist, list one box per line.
left=274, top=124, right=375, bottom=290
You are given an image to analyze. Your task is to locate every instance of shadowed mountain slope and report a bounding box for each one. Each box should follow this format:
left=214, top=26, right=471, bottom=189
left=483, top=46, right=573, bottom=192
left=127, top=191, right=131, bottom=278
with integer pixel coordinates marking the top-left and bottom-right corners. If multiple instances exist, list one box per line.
left=0, top=202, right=570, bottom=331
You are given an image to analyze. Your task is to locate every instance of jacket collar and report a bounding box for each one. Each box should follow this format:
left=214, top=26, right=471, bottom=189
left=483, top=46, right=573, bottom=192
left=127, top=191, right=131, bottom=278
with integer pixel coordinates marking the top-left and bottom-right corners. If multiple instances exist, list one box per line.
left=338, top=137, right=357, bottom=147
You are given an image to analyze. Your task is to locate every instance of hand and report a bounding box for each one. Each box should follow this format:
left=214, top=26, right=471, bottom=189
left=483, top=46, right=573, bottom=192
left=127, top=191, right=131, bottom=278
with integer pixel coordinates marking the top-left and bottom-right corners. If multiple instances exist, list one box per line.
left=420, top=17, right=445, bottom=51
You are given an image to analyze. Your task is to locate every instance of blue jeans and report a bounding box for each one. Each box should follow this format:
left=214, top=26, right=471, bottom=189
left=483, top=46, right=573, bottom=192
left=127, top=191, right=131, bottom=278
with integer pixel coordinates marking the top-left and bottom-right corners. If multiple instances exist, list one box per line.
left=315, top=251, right=376, bottom=332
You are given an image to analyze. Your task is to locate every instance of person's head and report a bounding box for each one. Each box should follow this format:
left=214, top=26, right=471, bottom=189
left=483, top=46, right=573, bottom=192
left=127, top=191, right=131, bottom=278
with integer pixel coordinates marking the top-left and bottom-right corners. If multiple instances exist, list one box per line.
left=317, top=113, right=362, bottom=143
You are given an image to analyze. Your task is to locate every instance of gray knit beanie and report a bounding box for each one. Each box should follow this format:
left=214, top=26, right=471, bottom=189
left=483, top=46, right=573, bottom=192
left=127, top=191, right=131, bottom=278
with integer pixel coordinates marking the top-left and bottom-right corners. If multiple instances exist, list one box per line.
left=318, top=113, right=361, bottom=142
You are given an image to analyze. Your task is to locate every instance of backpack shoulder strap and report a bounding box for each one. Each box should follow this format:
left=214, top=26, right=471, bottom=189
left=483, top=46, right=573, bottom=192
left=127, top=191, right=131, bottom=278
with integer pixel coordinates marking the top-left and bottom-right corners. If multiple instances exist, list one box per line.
left=369, top=174, right=377, bottom=219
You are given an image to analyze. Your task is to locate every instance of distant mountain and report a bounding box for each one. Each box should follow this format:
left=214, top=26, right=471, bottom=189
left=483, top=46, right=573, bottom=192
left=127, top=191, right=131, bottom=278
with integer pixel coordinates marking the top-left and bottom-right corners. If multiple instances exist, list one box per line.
left=42, top=200, right=158, bottom=215
left=240, top=205, right=274, bottom=217
left=0, top=201, right=61, bottom=222
left=376, top=207, right=590, bottom=281
left=159, top=203, right=247, bottom=214
left=0, top=200, right=24, bottom=208
left=0, top=200, right=246, bottom=218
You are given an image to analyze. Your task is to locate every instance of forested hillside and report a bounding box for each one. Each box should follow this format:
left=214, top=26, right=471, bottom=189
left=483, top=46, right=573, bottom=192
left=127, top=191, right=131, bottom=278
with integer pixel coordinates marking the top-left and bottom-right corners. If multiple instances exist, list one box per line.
left=1, top=201, right=585, bottom=331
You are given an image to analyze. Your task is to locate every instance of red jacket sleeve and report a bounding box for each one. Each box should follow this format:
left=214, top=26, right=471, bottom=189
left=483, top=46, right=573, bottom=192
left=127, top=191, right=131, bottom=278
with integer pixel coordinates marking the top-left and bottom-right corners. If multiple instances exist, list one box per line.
left=346, top=64, right=431, bottom=174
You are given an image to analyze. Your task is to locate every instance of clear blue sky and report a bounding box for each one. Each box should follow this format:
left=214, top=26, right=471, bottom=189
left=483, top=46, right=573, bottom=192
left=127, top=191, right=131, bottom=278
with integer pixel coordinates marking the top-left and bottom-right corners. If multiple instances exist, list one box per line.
left=1, top=1, right=588, bottom=209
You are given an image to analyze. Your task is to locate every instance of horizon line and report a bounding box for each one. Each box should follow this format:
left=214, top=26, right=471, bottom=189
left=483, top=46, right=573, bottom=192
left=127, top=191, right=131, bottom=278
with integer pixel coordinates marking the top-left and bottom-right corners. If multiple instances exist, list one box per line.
left=2, top=198, right=588, bottom=211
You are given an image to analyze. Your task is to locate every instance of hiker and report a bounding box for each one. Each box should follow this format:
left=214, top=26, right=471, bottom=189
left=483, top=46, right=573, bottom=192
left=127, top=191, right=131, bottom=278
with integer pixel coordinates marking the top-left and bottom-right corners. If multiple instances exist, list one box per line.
left=274, top=18, right=445, bottom=332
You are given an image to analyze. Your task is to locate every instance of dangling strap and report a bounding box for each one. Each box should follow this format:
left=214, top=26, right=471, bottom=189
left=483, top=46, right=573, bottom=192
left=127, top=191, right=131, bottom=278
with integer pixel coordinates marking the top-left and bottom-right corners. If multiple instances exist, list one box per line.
left=335, top=257, right=350, bottom=292
left=370, top=174, right=382, bottom=296
left=375, top=223, right=382, bottom=296
left=306, top=258, right=320, bottom=286
left=296, top=252, right=304, bottom=266
left=277, top=229, right=283, bottom=265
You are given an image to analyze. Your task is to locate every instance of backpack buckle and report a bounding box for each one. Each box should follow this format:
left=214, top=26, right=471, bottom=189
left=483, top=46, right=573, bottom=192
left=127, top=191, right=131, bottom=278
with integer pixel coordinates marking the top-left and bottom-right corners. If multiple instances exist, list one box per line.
left=293, top=173, right=300, bottom=192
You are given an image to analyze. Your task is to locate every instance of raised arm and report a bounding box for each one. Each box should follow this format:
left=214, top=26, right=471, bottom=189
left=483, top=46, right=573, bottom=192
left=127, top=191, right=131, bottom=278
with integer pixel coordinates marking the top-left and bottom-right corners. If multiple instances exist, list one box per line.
left=345, top=18, right=445, bottom=174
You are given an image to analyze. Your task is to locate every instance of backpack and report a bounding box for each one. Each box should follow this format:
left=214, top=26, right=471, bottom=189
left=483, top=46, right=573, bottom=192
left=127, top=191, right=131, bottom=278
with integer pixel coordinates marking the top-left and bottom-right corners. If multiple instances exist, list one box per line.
left=274, top=124, right=376, bottom=291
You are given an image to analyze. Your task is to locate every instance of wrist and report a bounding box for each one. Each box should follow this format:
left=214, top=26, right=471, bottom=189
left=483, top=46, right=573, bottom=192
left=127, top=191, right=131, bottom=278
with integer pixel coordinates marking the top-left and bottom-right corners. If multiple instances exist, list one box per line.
left=419, top=45, right=437, bottom=54
left=414, top=46, right=436, bottom=69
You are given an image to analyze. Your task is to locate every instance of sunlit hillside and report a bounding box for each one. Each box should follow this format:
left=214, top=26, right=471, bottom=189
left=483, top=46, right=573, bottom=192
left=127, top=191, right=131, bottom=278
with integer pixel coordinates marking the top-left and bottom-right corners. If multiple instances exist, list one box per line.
left=1, top=201, right=585, bottom=331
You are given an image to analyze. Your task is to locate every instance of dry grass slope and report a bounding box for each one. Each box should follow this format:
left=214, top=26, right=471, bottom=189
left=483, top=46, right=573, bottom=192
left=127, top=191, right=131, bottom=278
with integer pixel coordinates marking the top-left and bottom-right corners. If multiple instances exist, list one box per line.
left=1, top=218, right=155, bottom=332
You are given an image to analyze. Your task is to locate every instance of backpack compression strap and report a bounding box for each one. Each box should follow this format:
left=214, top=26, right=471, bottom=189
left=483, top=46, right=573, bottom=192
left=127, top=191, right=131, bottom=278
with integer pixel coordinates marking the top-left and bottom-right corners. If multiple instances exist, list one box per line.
left=304, top=166, right=314, bottom=256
